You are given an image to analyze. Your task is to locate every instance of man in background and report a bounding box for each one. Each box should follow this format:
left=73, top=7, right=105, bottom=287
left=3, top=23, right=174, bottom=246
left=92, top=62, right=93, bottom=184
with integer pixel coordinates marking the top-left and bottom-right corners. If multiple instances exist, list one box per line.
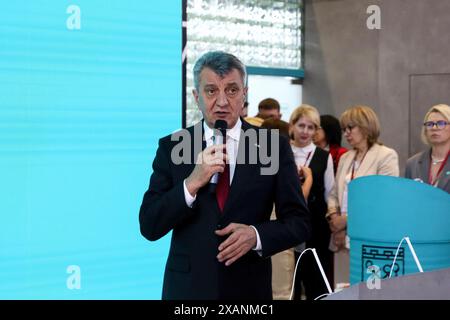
left=245, top=97, right=282, bottom=127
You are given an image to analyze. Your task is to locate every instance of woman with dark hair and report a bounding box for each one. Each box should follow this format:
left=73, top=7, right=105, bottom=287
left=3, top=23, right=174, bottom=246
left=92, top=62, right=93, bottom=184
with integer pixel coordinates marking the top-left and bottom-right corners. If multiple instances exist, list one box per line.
left=314, top=115, right=348, bottom=174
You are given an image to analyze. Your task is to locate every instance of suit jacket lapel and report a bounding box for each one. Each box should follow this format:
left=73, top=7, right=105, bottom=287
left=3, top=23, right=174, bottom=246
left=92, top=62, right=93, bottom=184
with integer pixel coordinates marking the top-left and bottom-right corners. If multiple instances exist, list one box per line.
left=180, top=121, right=205, bottom=180
left=355, top=144, right=378, bottom=177
left=193, top=120, right=207, bottom=159
left=199, top=119, right=207, bottom=150
left=418, top=149, right=450, bottom=190
left=340, top=149, right=355, bottom=179
left=436, top=152, right=450, bottom=190
left=417, top=150, right=431, bottom=183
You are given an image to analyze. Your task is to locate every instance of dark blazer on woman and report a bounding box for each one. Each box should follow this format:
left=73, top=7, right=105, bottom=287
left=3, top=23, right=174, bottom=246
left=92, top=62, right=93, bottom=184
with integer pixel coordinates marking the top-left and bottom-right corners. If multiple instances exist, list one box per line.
left=296, top=148, right=333, bottom=300
left=405, top=149, right=450, bottom=193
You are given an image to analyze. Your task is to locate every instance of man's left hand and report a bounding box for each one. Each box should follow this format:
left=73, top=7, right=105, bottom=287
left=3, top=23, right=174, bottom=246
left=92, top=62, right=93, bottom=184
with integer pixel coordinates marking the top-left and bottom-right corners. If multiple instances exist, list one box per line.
left=215, top=223, right=256, bottom=266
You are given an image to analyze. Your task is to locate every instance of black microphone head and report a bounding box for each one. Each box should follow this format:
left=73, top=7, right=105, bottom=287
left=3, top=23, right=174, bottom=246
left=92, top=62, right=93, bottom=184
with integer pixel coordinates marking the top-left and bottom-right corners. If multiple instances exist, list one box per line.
left=214, top=119, right=228, bottom=137
left=214, top=119, right=228, bottom=130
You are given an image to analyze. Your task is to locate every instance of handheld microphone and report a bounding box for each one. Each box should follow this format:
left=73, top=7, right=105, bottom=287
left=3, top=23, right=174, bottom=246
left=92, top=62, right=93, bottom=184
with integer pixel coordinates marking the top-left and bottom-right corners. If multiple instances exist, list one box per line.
left=209, top=119, right=227, bottom=193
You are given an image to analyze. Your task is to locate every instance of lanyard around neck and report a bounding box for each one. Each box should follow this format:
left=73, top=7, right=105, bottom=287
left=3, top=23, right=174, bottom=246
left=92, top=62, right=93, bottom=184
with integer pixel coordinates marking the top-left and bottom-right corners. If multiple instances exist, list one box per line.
left=428, top=150, right=450, bottom=186
left=351, top=150, right=368, bottom=181
left=303, top=151, right=312, bottom=167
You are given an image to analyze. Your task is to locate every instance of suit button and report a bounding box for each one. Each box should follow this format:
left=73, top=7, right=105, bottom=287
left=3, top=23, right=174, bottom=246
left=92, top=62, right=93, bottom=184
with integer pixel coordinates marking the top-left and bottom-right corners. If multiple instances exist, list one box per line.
left=217, top=224, right=222, bottom=229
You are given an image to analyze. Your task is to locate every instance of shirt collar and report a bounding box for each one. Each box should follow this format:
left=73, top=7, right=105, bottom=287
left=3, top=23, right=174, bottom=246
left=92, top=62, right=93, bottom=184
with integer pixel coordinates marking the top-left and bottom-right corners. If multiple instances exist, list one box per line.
left=292, top=141, right=316, bottom=153
left=203, top=118, right=242, bottom=142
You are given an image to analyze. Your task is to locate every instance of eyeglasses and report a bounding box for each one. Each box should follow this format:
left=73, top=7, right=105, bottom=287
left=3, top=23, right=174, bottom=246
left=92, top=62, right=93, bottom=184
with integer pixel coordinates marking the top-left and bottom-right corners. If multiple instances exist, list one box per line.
left=423, top=120, right=449, bottom=130
left=341, top=124, right=356, bottom=133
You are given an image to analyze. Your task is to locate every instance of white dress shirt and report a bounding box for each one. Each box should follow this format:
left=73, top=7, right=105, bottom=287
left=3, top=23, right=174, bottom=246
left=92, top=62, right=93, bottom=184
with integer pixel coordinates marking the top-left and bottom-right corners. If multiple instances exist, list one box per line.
left=291, top=142, right=335, bottom=201
left=182, top=119, right=262, bottom=251
left=291, top=142, right=335, bottom=252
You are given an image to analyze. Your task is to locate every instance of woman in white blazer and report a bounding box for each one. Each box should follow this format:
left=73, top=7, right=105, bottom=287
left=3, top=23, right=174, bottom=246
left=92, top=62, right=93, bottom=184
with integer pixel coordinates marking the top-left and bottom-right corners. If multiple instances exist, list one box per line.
left=326, top=105, right=399, bottom=286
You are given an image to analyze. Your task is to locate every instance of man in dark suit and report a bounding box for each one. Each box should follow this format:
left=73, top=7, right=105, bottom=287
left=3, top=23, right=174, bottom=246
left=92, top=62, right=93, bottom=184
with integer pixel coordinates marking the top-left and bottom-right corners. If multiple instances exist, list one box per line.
left=139, top=51, right=311, bottom=299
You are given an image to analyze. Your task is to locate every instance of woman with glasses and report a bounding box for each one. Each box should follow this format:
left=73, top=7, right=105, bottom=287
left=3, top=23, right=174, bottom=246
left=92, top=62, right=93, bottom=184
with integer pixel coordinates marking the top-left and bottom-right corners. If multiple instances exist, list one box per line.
left=289, top=104, right=335, bottom=300
left=326, top=105, right=399, bottom=286
left=405, top=104, right=450, bottom=193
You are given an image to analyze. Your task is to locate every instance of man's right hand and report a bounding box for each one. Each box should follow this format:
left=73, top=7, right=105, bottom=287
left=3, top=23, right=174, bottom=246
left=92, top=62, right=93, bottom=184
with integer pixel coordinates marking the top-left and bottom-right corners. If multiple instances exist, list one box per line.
left=185, top=144, right=228, bottom=197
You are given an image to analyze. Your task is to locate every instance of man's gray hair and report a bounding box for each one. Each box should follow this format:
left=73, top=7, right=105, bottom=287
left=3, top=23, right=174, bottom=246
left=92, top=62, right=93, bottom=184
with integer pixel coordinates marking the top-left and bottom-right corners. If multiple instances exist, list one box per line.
left=193, top=51, right=247, bottom=91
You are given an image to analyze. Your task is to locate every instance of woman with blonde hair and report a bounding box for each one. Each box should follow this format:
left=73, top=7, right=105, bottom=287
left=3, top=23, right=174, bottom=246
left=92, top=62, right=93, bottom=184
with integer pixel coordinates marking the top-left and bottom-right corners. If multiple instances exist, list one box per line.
left=289, top=104, right=335, bottom=300
left=405, top=104, right=450, bottom=193
left=261, top=118, right=313, bottom=300
left=326, top=105, right=399, bottom=286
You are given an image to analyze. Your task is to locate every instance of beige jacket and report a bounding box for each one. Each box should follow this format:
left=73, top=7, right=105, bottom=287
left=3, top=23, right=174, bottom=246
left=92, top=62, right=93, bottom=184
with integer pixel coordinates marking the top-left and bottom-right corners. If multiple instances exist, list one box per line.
left=326, top=143, right=399, bottom=215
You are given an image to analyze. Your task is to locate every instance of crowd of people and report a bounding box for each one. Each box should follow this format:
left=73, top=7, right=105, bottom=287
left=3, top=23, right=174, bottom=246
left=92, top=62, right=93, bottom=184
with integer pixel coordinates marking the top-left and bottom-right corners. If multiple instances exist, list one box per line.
left=244, top=97, right=450, bottom=300
left=140, top=51, right=449, bottom=300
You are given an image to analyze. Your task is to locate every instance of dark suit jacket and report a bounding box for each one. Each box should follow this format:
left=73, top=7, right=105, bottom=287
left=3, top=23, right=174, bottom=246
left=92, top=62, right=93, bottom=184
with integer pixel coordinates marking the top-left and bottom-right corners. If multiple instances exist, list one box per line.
left=405, top=149, right=450, bottom=193
left=139, top=119, right=311, bottom=300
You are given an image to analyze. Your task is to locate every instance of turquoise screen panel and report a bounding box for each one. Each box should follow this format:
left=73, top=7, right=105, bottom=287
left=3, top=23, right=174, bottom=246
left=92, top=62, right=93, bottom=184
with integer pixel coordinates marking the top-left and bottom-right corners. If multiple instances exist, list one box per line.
left=0, top=1, right=181, bottom=299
